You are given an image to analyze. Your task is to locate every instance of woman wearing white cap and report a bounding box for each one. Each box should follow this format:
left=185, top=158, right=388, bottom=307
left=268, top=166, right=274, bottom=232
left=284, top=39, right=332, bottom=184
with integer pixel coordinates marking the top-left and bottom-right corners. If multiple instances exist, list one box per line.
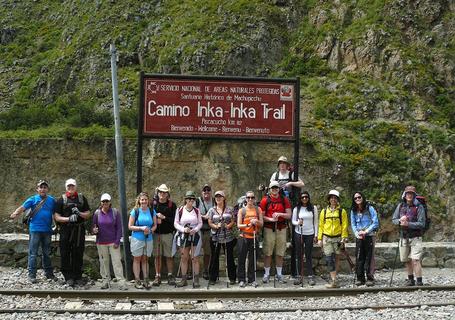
left=317, top=189, right=349, bottom=288
left=207, top=190, right=237, bottom=286
left=92, top=193, right=125, bottom=289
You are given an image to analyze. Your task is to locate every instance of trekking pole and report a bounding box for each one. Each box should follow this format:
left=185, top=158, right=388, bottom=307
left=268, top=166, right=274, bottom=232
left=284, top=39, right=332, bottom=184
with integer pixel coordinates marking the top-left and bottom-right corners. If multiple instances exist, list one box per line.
left=300, top=224, right=304, bottom=288
left=145, top=233, right=150, bottom=290
left=253, top=229, right=257, bottom=287
left=273, top=221, right=277, bottom=288
left=190, top=234, right=195, bottom=288
left=223, top=226, right=229, bottom=288
left=207, top=228, right=220, bottom=290
left=389, top=236, right=400, bottom=287
left=175, top=234, right=188, bottom=288
left=353, top=238, right=360, bottom=286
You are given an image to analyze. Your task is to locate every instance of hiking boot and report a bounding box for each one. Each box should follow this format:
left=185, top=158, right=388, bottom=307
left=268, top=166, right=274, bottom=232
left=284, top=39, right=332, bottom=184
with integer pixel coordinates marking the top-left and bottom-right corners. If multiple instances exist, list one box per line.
left=355, top=280, right=365, bottom=286
left=239, top=281, right=246, bottom=288
left=229, top=279, right=236, bottom=285
left=28, top=276, right=37, bottom=284
left=366, top=279, right=375, bottom=287
left=134, top=279, right=143, bottom=289
left=250, top=281, right=258, bottom=288
left=276, top=275, right=287, bottom=284
left=293, top=277, right=302, bottom=285
left=75, top=279, right=86, bottom=286
left=308, top=276, right=316, bottom=286
left=66, top=279, right=75, bottom=287
left=416, top=280, right=424, bottom=286
left=262, top=275, right=270, bottom=284
left=45, top=273, right=57, bottom=281
left=209, top=279, right=216, bottom=285
left=152, top=276, right=161, bottom=287
left=167, top=275, right=176, bottom=286
left=176, top=275, right=188, bottom=287
left=202, top=271, right=209, bottom=280
left=325, top=279, right=339, bottom=289
left=193, top=274, right=200, bottom=288
left=405, top=279, right=415, bottom=286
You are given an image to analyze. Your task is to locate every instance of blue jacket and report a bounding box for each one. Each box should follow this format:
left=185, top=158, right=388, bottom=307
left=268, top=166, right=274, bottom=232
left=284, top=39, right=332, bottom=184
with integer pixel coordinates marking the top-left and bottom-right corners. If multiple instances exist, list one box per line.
left=350, top=205, right=379, bottom=237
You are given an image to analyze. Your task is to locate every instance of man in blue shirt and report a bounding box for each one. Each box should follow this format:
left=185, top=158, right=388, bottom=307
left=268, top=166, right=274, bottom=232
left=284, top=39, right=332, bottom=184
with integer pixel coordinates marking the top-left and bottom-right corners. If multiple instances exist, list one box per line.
left=10, top=179, right=56, bottom=283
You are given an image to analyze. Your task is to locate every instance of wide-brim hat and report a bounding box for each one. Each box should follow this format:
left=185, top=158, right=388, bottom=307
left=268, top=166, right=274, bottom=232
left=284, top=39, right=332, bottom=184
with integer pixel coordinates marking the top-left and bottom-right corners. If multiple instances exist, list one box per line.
left=184, top=191, right=196, bottom=199
left=277, top=156, right=290, bottom=166
left=327, top=189, right=340, bottom=200
left=157, top=184, right=170, bottom=193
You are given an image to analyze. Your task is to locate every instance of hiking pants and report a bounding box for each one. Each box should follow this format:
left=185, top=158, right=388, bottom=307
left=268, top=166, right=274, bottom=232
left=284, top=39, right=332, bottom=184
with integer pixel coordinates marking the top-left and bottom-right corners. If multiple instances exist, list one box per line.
left=355, top=236, right=375, bottom=281
left=294, top=232, right=315, bottom=277
left=237, top=237, right=257, bottom=283
left=60, top=225, right=86, bottom=281
left=209, top=238, right=237, bottom=282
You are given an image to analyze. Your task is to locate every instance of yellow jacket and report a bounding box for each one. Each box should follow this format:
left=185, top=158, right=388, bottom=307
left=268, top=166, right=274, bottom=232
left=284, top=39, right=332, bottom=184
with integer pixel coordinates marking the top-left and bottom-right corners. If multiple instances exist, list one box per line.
left=317, top=205, right=349, bottom=240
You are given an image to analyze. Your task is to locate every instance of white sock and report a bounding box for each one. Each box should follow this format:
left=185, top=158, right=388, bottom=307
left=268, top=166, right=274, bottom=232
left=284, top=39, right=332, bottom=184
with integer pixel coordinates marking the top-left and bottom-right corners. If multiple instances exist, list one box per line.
left=264, top=267, right=270, bottom=276
left=276, top=267, right=283, bottom=276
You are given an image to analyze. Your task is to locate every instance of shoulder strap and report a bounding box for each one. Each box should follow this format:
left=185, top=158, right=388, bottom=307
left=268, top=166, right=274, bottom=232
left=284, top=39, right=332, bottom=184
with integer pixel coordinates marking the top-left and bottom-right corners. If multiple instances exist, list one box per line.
left=323, top=208, right=327, bottom=223
left=134, top=208, right=139, bottom=226
left=62, top=194, right=68, bottom=205
left=112, top=208, right=118, bottom=225
left=178, top=206, right=184, bottom=220
left=339, top=208, right=343, bottom=225
left=31, top=196, right=47, bottom=219
left=241, top=207, right=247, bottom=221
left=274, top=171, right=279, bottom=181
left=78, top=193, right=84, bottom=207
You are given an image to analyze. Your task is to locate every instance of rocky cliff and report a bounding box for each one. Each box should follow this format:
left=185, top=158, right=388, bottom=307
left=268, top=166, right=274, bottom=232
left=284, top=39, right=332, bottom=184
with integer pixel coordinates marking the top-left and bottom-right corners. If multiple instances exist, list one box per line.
left=0, top=0, right=454, bottom=241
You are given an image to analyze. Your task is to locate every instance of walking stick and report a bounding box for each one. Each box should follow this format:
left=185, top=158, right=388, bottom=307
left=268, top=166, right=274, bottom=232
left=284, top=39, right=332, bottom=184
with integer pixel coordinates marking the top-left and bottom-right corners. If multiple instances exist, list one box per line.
left=273, top=221, right=277, bottom=288
left=223, top=225, right=229, bottom=288
left=175, top=233, right=188, bottom=288
left=300, top=224, right=304, bottom=288
left=353, top=238, right=361, bottom=286
left=389, top=236, right=400, bottom=287
left=253, top=229, right=257, bottom=287
left=190, top=234, right=195, bottom=288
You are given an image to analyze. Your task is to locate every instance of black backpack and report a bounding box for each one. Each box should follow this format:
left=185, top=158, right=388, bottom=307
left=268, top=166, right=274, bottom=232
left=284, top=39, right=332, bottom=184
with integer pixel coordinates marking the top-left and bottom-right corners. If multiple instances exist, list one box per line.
left=416, top=195, right=430, bottom=234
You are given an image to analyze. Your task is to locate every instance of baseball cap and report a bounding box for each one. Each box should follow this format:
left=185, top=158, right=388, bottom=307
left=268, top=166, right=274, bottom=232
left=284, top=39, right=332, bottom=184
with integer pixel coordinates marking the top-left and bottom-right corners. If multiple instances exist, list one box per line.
left=202, top=184, right=211, bottom=191
left=37, top=179, right=49, bottom=188
left=214, top=190, right=225, bottom=197
left=100, top=193, right=111, bottom=201
left=65, top=178, right=77, bottom=188
left=269, top=181, right=280, bottom=189
left=185, top=191, right=196, bottom=199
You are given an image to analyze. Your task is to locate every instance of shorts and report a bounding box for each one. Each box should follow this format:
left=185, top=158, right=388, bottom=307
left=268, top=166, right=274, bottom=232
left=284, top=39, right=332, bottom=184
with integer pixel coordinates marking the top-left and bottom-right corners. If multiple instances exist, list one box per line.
left=152, top=233, right=173, bottom=257
left=130, top=237, right=153, bottom=257
left=322, top=235, right=342, bottom=256
left=263, top=227, right=287, bottom=257
left=399, top=237, right=423, bottom=262
left=201, top=229, right=211, bottom=255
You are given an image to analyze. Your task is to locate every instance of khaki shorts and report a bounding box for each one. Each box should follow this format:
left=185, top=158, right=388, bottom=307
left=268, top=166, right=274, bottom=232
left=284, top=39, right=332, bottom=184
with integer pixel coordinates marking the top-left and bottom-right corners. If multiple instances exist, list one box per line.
left=201, top=230, right=211, bottom=256
left=399, top=237, right=423, bottom=262
left=130, top=237, right=153, bottom=257
left=263, top=227, right=287, bottom=257
left=152, top=233, right=173, bottom=257
left=322, top=236, right=342, bottom=256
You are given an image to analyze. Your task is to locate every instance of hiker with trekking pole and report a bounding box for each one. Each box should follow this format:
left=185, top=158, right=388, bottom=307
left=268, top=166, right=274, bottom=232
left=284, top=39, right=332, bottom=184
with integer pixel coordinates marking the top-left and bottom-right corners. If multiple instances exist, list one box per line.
left=207, top=190, right=237, bottom=286
left=237, top=191, right=263, bottom=288
left=391, top=185, right=427, bottom=286
left=292, top=191, right=318, bottom=286
left=350, top=191, right=379, bottom=287
left=317, top=189, right=349, bottom=289
left=173, top=191, right=202, bottom=287
left=128, top=192, right=157, bottom=289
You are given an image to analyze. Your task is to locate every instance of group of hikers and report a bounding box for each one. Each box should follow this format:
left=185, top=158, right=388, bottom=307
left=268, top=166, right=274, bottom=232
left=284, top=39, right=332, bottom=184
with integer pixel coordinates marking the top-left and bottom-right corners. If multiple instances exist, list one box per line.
left=10, top=156, right=428, bottom=289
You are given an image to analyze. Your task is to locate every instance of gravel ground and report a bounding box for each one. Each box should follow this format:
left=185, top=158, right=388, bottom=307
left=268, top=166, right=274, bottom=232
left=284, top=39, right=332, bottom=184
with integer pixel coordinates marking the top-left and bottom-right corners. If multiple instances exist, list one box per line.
left=0, top=267, right=454, bottom=319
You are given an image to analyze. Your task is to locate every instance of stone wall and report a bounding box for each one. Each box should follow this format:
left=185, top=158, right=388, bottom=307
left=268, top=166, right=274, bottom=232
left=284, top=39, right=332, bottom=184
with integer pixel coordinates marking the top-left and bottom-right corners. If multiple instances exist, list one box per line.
left=1, top=234, right=453, bottom=279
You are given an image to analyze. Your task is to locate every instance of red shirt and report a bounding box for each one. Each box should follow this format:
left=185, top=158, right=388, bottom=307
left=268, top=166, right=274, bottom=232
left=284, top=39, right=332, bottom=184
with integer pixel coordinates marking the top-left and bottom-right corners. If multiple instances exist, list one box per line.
left=259, top=195, right=291, bottom=230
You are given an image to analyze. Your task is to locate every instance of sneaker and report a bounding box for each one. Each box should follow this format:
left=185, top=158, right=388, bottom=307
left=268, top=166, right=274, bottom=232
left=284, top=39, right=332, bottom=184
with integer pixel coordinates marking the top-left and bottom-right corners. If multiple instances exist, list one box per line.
left=100, top=281, right=109, bottom=289
left=143, top=278, right=151, bottom=289
left=239, top=281, right=246, bottom=288
left=152, top=277, right=161, bottom=287
left=276, top=275, right=287, bottom=284
left=167, top=275, right=176, bottom=286
left=117, top=280, right=128, bottom=291
left=325, top=279, right=339, bottom=289
left=293, top=277, right=302, bottom=285
left=75, top=279, right=86, bottom=286
left=209, top=280, right=216, bottom=285
left=176, top=276, right=188, bottom=287
left=134, top=279, right=143, bottom=289
left=262, top=275, right=270, bottom=284
left=405, top=279, right=415, bottom=286
left=45, top=274, right=57, bottom=281
left=193, top=275, right=200, bottom=288
left=416, top=280, right=424, bottom=286
left=28, top=276, right=37, bottom=284
left=250, top=281, right=258, bottom=288
left=229, top=279, right=236, bottom=285
left=202, top=271, right=209, bottom=280
left=366, top=279, right=375, bottom=287
left=308, top=276, right=316, bottom=286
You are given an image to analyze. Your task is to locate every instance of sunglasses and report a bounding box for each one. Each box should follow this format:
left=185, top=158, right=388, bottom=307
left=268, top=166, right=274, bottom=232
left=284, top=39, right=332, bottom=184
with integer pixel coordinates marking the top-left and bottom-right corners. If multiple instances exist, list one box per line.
left=246, top=196, right=255, bottom=199
left=301, top=196, right=309, bottom=199
left=203, top=189, right=211, bottom=192
left=101, top=200, right=110, bottom=203
left=354, top=196, right=362, bottom=200
left=271, top=186, right=279, bottom=189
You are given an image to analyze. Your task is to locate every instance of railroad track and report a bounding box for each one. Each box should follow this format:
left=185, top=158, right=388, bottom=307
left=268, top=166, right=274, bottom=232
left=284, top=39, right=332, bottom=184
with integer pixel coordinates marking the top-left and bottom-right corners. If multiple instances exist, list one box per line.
left=1, top=284, right=455, bottom=299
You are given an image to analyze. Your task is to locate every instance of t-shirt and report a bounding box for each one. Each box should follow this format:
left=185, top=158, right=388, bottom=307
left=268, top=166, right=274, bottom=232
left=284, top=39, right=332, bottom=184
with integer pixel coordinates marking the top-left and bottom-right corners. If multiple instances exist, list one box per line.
left=130, top=207, right=155, bottom=242
left=153, top=200, right=177, bottom=234
left=292, top=205, right=318, bottom=236
left=207, top=206, right=235, bottom=243
left=174, top=206, right=202, bottom=233
left=22, top=194, right=56, bottom=233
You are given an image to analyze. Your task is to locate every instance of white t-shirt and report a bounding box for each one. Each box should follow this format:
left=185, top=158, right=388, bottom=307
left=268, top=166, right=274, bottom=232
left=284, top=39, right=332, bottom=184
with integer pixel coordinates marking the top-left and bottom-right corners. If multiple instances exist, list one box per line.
left=292, top=205, right=318, bottom=236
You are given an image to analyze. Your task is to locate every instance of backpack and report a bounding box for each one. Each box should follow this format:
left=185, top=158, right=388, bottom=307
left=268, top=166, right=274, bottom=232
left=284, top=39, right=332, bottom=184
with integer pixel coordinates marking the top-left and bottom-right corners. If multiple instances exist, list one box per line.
left=94, top=208, right=119, bottom=226
left=416, top=195, right=430, bottom=234
left=240, top=206, right=260, bottom=221
left=62, top=193, right=85, bottom=209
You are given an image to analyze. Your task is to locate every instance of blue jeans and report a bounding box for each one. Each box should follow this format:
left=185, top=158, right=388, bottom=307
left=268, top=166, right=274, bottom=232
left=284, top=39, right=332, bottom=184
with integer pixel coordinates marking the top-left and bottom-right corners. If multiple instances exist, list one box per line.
left=28, top=232, right=53, bottom=278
